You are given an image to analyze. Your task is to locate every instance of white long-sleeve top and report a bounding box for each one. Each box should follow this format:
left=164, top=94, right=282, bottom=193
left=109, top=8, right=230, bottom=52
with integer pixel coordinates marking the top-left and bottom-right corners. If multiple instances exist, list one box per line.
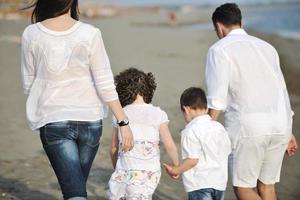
left=21, top=21, right=118, bottom=130
left=205, top=29, right=293, bottom=148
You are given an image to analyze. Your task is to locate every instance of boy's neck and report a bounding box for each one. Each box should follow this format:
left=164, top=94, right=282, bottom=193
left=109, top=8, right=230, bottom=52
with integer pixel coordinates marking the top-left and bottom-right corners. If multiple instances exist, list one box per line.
left=190, top=109, right=207, bottom=121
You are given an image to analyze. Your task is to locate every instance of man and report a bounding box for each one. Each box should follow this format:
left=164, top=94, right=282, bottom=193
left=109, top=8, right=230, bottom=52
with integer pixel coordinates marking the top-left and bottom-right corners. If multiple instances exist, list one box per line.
left=205, top=3, right=298, bottom=200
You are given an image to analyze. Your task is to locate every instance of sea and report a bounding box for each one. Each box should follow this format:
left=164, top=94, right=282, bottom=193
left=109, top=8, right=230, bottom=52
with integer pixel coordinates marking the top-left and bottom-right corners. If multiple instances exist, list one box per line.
left=83, top=0, right=300, bottom=40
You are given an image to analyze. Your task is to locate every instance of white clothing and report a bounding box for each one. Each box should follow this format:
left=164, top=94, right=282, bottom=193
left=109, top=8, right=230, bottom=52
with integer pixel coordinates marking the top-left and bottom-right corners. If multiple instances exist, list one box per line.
left=181, top=115, right=231, bottom=192
left=21, top=21, right=118, bottom=130
left=108, top=103, right=169, bottom=199
left=205, top=28, right=293, bottom=147
left=229, top=134, right=291, bottom=187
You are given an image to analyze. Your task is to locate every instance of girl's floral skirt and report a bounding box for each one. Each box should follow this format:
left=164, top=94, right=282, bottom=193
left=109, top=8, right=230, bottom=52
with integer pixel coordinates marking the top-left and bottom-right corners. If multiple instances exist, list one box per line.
left=107, top=169, right=161, bottom=200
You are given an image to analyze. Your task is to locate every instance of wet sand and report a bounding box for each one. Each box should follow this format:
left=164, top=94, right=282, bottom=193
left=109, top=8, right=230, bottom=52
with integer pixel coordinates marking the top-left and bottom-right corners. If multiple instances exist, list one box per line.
left=0, top=8, right=299, bottom=200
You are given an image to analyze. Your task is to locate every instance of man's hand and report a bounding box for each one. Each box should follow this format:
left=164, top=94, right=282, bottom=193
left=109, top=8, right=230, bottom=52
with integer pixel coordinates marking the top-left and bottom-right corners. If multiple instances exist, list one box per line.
left=120, top=125, right=134, bottom=152
left=287, top=134, right=298, bottom=156
left=163, top=163, right=180, bottom=179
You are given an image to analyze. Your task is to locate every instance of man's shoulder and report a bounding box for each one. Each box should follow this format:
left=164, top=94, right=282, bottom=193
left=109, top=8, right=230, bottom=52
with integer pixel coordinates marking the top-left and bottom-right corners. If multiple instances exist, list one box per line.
left=210, top=33, right=276, bottom=53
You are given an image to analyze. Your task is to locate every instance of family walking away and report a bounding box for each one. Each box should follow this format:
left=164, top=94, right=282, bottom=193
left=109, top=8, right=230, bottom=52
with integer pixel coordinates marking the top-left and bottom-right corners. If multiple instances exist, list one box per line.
left=21, top=0, right=298, bottom=200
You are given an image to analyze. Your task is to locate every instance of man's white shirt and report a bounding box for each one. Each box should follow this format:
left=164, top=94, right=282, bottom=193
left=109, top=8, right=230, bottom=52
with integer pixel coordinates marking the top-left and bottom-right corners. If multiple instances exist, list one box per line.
left=205, top=28, right=293, bottom=147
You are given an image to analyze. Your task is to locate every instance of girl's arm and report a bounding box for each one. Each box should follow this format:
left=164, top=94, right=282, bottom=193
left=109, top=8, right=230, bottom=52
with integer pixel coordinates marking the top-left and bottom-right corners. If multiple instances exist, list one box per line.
left=160, top=123, right=179, bottom=167
left=110, top=127, right=119, bottom=169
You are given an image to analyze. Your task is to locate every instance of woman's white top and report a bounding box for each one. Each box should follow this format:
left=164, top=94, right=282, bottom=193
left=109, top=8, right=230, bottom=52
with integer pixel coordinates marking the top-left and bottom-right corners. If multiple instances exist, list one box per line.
left=21, top=21, right=118, bottom=130
left=181, top=114, right=231, bottom=192
left=205, top=29, right=293, bottom=148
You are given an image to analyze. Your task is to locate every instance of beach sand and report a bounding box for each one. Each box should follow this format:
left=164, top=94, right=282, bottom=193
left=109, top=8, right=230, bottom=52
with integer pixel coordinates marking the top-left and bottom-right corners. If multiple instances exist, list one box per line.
left=0, top=7, right=299, bottom=200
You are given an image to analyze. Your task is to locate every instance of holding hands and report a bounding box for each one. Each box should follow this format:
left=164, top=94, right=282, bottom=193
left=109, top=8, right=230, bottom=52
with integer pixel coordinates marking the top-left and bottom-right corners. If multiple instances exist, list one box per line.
left=163, top=163, right=180, bottom=179
left=163, top=158, right=198, bottom=180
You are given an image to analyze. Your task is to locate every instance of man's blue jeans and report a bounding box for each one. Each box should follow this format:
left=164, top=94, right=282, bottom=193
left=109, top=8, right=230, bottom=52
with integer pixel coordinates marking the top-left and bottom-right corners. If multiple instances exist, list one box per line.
left=40, top=120, right=102, bottom=200
left=188, top=188, right=225, bottom=200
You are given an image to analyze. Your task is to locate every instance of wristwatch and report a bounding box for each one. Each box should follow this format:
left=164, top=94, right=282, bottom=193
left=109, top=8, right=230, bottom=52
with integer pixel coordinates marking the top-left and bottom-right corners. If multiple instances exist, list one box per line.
left=117, top=116, right=129, bottom=127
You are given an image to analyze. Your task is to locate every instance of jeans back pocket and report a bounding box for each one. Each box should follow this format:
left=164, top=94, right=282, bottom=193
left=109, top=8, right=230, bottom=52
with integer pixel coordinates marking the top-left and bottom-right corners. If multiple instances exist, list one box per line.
left=40, top=121, right=71, bottom=147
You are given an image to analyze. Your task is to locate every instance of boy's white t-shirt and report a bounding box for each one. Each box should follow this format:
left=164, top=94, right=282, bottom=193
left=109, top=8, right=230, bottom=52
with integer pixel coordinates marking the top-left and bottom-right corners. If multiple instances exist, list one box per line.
left=181, top=114, right=231, bottom=192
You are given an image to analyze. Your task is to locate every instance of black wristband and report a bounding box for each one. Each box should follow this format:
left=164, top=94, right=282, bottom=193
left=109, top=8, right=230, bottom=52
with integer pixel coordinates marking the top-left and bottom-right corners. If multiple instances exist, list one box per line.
left=118, top=117, right=129, bottom=127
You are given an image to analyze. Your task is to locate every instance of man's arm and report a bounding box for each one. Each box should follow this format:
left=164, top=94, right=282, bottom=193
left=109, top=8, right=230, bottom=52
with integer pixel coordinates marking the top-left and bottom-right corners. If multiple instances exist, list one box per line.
left=205, top=48, right=230, bottom=117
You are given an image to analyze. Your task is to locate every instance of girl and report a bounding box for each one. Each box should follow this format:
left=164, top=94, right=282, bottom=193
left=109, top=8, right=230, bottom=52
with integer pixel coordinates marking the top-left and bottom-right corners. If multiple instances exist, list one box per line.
left=108, top=68, right=179, bottom=200
left=21, top=1, right=133, bottom=200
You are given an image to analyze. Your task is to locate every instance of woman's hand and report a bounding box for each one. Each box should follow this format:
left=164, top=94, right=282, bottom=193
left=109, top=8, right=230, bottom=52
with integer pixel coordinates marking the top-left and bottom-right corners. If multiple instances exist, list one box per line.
left=120, top=125, right=134, bottom=152
left=107, top=100, right=134, bottom=152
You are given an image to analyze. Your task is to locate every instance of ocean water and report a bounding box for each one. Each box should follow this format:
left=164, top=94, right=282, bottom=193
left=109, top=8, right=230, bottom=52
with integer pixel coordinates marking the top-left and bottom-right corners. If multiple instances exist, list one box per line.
left=83, top=0, right=300, bottom=40
left=243, top=5, right=300, bottom=40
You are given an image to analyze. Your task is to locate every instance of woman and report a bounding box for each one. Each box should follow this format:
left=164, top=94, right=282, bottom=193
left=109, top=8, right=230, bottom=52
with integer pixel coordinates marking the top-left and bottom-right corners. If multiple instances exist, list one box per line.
left=21, top=0, right=133, bottom=199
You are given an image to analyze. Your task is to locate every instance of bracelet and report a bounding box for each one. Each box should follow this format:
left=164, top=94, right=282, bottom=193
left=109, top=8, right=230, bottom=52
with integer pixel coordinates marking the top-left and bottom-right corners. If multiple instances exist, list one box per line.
left=118, top=116, right=129, bottom=127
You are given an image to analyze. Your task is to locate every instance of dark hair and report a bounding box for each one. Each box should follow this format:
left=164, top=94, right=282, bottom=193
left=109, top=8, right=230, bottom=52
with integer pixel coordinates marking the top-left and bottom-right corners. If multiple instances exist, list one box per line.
left=212, top=3, right=242, bottom=27
left=180, top=87, right=207, bottom=112
left=23, top=0, right=79, bottom=23
left=115, top=68, right=157, bottom=107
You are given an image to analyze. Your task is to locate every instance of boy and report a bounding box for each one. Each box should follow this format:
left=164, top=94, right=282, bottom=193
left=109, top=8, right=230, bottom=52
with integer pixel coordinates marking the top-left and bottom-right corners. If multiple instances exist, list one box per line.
left=164, top=87, right=231, bottom=200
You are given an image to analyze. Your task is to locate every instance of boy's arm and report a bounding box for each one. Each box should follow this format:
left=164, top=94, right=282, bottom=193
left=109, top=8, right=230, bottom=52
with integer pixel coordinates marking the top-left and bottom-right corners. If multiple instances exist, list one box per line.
left=110, top=127, right=119, bottom=169
left=160, top=122, right=179, bottom=166
left=164, top=158, right=198, bottom=176
left=164, top=129, right=202, bottom=178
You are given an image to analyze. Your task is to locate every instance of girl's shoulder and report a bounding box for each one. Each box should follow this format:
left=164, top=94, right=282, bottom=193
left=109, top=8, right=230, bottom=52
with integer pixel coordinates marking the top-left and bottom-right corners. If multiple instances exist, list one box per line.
left=124, top=104, right=169, bottom=125
left=125, top=103, right=165, bottom=113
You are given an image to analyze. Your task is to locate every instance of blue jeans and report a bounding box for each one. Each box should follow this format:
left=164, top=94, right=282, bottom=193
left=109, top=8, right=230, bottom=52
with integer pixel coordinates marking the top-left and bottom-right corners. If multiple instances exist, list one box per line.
left=188, top=188, right=225, bottom=200
left=40, top=120, right=103, bottom=200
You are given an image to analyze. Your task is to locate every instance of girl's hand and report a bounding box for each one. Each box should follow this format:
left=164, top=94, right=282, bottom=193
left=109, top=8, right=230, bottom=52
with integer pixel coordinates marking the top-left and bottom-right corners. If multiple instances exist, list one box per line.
left=120, top=125, right=134, bottom=152
left=287, top=134, right=298, bottom=156
left=163, top=163, right=179, bottom=179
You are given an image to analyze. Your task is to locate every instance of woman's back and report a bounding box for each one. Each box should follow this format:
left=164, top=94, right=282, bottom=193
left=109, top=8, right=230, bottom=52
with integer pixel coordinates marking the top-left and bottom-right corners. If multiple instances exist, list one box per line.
left=21, top=21, right=117, bottom=130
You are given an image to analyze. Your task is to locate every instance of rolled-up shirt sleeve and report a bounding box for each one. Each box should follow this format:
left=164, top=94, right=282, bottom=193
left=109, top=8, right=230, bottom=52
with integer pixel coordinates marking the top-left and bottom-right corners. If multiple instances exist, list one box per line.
left=21, top=32, right=35, bottom=95
left=181, top=130, right=203, bottom=159
left=89, top=29, right=118, bottom=102
left=205, top=47, right=230, bottom=111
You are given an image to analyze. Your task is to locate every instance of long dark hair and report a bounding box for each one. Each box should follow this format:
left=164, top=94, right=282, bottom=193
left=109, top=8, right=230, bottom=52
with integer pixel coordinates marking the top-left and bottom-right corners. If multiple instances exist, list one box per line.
left=23, top=0, right=79, bottom=23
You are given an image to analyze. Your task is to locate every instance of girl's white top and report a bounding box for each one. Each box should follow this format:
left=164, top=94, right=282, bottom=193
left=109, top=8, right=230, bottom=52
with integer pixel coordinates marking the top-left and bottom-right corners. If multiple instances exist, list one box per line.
left=113, top=103, right=169, bottom=171
left=21, top=21, right=118, bottom=130
left=108, top=103, right=168, bottom=199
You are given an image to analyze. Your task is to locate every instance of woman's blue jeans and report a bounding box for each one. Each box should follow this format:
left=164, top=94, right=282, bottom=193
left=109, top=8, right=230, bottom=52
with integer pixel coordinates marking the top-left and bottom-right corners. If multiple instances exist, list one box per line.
left=39, top=120, right=103, bottom=200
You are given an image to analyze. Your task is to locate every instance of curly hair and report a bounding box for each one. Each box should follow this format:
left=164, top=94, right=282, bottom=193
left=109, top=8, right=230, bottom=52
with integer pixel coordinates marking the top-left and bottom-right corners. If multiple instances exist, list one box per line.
left=115, top=68, right=157, bottom=107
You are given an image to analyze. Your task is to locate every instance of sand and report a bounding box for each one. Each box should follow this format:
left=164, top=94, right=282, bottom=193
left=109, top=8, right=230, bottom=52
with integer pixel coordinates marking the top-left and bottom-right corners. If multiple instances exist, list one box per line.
left=0, top=7, right=299, bottom=200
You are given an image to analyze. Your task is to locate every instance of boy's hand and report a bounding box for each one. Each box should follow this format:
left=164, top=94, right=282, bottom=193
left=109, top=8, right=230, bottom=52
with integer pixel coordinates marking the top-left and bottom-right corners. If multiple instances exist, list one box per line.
left=287, top=134, right=298, bottom=156
left=163, top=163, right=179, bottom=179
